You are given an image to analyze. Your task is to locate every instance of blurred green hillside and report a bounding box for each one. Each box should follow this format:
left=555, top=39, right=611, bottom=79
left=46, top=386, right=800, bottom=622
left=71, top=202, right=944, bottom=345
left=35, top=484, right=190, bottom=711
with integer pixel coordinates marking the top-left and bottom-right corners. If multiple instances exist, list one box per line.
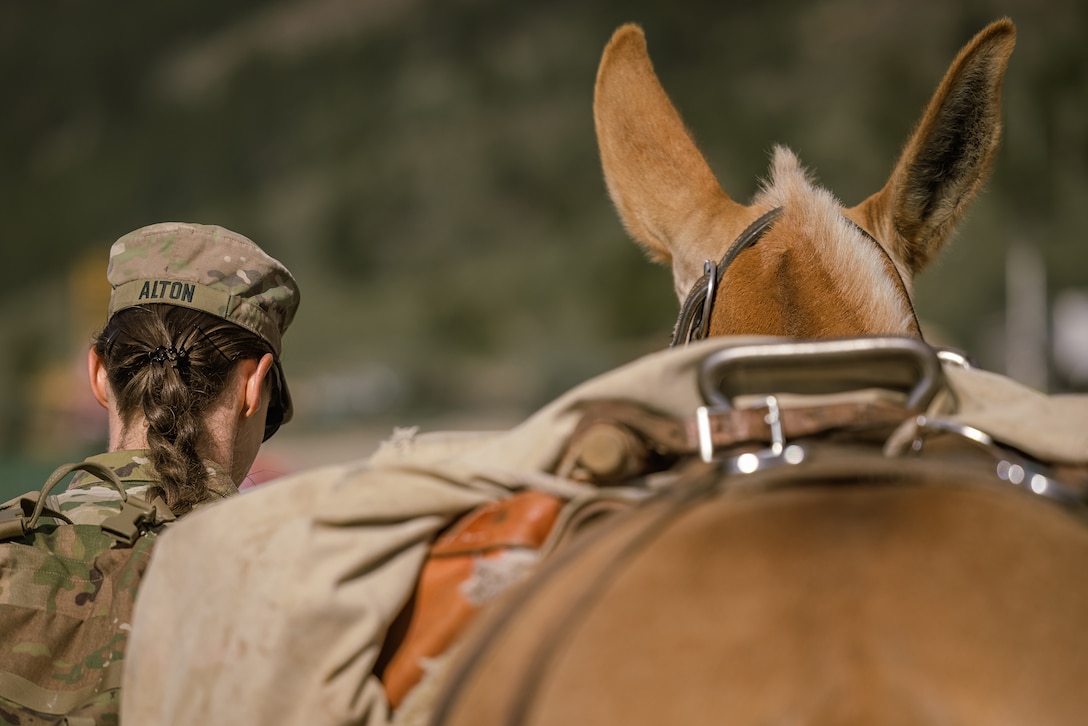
left=1, top=0, right=1086, bottom=489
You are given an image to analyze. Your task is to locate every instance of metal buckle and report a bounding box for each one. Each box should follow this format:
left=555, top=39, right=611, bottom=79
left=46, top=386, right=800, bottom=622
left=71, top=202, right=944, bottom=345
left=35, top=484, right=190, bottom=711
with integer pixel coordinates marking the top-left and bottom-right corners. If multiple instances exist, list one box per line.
left=697, top=394, right=806, bottom=472
left=693, top=259, right=717, bottom=342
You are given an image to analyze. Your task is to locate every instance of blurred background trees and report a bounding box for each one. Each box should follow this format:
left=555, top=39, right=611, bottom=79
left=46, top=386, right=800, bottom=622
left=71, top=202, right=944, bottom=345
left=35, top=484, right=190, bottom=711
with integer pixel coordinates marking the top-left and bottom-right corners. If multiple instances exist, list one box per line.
left=1, top=0, right=1085, bottom=489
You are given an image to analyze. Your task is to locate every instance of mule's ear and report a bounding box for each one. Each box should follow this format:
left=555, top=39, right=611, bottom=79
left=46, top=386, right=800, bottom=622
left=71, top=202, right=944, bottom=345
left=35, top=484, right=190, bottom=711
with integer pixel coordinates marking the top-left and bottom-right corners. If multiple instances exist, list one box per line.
left=594, top=24, right=745, bottom=268
left=854, top=18, right=1015, bottom=276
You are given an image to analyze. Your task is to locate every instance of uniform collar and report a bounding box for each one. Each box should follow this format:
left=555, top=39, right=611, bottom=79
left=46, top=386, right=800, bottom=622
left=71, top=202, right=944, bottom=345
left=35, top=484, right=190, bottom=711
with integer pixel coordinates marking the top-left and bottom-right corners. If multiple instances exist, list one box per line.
left=70, top=450, right=239, bottom=501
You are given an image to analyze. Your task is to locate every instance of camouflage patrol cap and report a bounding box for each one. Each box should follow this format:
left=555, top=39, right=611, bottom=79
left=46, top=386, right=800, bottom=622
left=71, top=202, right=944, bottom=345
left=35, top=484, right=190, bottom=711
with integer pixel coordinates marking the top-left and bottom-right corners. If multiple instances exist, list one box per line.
left=106, top=222, right=299, bottom=434
left=107, top=222, right=298, bottom=354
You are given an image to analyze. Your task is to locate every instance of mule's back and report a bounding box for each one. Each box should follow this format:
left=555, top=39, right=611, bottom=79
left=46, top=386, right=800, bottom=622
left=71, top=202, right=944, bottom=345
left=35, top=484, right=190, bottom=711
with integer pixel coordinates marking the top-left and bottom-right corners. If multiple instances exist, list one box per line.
left=431, top=456, right=1088, bottom=725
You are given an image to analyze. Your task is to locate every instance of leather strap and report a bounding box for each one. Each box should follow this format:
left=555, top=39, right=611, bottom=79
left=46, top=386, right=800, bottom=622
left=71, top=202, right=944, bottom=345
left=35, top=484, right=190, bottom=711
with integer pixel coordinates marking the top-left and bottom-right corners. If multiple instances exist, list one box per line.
left=556, top=397, right=912, bottom=483
left=671, top=208, right=783, bottom=346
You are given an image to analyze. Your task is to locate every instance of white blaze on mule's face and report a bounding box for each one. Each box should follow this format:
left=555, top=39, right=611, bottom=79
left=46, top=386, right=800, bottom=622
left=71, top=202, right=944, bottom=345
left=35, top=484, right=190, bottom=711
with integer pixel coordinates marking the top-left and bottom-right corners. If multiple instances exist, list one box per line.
left=594, top=20, right=1015, bottom=340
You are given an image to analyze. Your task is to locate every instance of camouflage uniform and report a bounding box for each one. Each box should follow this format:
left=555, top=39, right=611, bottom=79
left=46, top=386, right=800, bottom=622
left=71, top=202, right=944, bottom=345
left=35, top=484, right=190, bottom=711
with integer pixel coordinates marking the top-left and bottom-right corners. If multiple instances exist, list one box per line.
left=48, top=450, right=238, bottom=525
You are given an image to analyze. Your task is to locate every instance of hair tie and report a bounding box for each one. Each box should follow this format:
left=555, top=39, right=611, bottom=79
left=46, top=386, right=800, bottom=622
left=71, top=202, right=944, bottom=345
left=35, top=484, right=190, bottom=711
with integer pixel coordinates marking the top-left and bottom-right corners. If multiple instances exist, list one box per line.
left=148, top=345, right=187, bottom=366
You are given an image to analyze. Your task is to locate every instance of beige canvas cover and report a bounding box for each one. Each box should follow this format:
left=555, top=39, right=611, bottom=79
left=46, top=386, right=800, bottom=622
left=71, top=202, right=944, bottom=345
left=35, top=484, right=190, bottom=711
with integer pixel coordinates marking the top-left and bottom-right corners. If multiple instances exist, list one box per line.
left=121, top=337, right=1088, bottom=725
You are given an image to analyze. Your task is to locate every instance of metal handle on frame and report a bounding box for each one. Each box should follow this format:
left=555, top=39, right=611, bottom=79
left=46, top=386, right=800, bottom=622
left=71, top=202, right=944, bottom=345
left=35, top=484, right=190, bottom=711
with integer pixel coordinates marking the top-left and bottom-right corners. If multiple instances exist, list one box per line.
left=698, top=337, right=944, bottom=412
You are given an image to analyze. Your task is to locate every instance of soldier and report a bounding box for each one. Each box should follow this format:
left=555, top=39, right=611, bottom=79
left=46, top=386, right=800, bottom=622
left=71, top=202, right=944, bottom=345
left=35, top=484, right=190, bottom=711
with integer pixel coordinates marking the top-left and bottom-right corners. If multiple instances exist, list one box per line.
left=55, top=221, right=300, bottom=521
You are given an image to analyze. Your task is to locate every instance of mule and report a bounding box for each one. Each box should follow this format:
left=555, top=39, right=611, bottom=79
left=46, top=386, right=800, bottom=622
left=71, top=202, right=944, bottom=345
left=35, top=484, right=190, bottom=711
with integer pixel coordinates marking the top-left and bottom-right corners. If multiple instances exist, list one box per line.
left=428, top=19, right=1088, bottom=725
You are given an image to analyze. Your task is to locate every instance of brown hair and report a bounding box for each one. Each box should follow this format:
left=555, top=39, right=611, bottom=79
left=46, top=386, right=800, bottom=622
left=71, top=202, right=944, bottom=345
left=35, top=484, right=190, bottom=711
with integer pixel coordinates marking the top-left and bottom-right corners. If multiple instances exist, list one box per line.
left=94, top=304, right=274, bottom=513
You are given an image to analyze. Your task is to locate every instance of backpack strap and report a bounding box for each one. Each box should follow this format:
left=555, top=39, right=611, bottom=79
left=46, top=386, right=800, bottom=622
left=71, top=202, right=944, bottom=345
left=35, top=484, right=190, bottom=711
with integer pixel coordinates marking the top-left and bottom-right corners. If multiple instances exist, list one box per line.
left=0, top=461, right=175, bottom=544
left=0, top=492, right=73, bottom=539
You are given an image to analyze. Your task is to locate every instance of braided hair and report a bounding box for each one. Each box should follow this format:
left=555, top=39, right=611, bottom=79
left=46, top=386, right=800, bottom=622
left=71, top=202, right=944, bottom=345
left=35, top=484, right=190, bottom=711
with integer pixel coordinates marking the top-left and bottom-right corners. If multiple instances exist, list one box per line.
left=94, top=304, right=274, bottom=513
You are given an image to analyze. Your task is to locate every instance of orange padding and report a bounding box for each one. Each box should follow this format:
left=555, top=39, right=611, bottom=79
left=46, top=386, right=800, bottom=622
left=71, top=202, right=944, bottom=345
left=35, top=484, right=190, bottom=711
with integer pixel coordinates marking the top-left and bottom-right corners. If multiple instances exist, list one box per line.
left=376, top=490, right=564, bottom=708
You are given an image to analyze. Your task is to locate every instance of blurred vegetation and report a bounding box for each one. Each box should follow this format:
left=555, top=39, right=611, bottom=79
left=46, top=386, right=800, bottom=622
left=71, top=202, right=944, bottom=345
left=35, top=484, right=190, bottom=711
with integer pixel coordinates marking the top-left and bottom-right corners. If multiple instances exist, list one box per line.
left=1, top=0, right=1085, bottom=486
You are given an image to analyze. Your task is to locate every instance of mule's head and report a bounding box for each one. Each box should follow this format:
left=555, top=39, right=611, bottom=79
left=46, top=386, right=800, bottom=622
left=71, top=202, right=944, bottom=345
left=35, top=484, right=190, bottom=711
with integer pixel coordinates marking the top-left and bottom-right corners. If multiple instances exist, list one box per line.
left=594, top=20, right=1016, bottom=342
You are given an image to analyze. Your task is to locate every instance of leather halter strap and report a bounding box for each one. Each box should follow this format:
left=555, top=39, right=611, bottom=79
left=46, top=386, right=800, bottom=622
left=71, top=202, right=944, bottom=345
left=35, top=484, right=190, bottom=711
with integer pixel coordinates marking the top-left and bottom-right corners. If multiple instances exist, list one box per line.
left=669, top=207, right=922, bottom=346
left=846, top=219, right=923, bottom=336
left=670, top=207, right=783, bottom=347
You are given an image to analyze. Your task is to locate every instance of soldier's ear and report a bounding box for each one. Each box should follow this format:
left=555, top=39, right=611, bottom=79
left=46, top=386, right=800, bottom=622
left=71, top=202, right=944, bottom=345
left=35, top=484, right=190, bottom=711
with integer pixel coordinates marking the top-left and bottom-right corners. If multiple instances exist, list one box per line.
left=87, top=348, right=110, bottom=409
left=240, top=353, right=276, bottom=419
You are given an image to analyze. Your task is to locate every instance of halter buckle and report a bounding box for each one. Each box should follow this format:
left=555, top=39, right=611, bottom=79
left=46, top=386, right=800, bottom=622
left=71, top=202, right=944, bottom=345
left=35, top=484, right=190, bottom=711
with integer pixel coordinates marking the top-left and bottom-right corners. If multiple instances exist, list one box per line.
left=693, top=259, right=717, bottom=342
